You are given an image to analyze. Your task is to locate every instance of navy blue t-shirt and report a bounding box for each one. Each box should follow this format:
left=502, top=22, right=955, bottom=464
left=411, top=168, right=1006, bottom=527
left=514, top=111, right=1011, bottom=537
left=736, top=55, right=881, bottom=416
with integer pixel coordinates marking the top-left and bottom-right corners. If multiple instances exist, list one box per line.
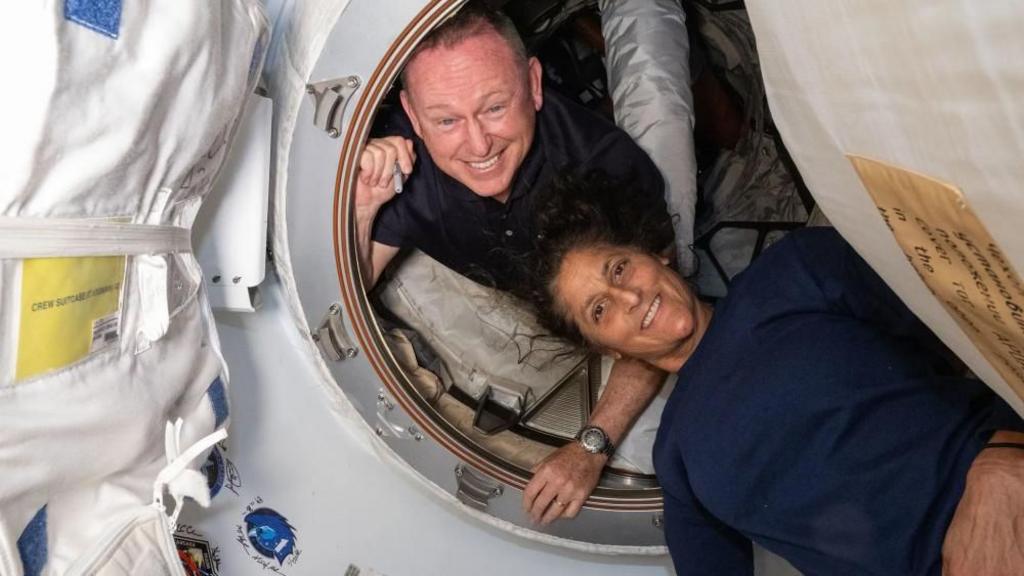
left=654, top=227, right=1024, bottom=575
left=371, top=88, right=667, bottom=290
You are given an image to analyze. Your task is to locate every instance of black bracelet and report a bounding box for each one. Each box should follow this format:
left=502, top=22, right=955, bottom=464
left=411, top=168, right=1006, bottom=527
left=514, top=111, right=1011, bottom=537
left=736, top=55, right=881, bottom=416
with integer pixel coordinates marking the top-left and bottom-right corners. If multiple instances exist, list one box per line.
left=984, top=442, right=1024, bottom=450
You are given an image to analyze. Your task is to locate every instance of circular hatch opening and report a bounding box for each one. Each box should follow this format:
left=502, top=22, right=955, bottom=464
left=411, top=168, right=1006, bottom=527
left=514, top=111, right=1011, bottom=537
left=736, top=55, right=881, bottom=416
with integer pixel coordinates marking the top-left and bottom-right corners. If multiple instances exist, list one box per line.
left=332, top=0, right=663, bottom=512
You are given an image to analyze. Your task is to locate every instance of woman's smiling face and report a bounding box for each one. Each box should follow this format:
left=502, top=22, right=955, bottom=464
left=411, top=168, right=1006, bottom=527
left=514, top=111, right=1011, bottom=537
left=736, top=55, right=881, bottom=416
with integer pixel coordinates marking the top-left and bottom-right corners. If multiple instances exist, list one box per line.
left=552, top=243, right=705, bottom=369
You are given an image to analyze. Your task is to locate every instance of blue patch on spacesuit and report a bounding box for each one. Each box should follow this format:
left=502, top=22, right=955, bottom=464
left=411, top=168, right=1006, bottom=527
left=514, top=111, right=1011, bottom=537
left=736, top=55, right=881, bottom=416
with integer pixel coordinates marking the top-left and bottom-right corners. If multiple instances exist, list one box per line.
left=201, top=445, right=226, bottom=499
left=245, top=508, right=297, bottom=565
left=17, top=505, right=47, bottom=576
left=206, top=376, right=229, bottom=428
left=64, top=0, right=122, bottom=39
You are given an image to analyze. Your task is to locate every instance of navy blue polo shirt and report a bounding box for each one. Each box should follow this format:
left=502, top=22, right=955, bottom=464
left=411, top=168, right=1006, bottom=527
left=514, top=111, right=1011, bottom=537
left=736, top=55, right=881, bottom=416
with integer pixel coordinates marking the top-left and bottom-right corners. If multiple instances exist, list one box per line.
left=371, top=88, right=667, bottom=290
left=654, top=227, right=1024, bottom=575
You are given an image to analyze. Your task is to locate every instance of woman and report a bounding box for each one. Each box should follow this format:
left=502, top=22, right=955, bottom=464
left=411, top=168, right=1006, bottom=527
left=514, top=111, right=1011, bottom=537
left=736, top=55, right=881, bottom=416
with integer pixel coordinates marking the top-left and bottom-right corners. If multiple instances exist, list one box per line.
left=523, top=172, right=1024, bottom=575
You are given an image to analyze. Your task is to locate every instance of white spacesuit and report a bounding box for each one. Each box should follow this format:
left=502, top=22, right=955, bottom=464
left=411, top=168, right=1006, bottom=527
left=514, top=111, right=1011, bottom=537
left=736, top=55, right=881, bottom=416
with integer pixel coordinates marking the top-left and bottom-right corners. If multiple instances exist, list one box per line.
left=0, top=2, right=267, bottom=574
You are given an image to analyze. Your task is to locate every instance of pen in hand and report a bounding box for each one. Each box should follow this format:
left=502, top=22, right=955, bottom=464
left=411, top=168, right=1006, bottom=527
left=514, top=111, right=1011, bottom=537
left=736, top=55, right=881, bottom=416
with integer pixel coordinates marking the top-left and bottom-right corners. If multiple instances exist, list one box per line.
left=393, top=162, right=404, bottom=195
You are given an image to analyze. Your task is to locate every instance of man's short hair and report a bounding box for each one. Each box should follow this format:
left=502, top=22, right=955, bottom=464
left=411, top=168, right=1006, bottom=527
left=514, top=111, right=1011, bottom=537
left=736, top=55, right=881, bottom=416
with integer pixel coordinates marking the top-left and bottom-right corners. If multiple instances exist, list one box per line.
left=400, top=1, right=529, bottom=86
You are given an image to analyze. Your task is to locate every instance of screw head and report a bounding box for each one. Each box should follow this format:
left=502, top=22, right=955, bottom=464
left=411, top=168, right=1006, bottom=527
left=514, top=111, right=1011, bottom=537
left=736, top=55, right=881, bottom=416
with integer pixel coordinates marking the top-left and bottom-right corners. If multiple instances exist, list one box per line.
left=328, top=128, right=340, bottom=138
left=346, top=76, right=360, bottom=88
left=375, top=427, right=384, bottom=437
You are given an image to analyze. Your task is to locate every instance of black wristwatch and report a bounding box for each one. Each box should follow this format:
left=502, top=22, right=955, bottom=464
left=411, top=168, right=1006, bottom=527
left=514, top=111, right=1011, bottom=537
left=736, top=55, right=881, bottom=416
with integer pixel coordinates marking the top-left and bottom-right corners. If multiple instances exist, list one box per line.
left=576, top=425, right=615, bottom=456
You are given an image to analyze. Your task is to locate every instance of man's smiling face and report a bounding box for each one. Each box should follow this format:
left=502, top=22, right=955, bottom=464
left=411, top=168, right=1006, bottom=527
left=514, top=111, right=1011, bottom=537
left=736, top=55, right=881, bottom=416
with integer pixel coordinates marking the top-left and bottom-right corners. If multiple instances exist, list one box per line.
left=400, top=28, right=543, bottom=203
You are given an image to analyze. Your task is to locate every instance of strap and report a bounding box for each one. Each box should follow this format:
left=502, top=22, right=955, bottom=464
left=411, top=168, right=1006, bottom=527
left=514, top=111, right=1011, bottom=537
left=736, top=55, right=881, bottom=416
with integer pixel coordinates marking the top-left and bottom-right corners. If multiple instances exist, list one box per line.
left=0, top=216, right=191, bottom=258
left=152, top=419, right=228, bottom=531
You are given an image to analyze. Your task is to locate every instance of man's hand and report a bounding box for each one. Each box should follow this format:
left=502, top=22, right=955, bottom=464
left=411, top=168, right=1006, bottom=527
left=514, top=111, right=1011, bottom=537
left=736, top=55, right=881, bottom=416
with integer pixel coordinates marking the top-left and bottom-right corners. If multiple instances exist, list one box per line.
left=354, top=136, right=415, bottom=286
left=355, top=136, right=416, bottom=210
left=942, top=432, right=1024, bottom=576
left=523, top=443, right=606, bottom=526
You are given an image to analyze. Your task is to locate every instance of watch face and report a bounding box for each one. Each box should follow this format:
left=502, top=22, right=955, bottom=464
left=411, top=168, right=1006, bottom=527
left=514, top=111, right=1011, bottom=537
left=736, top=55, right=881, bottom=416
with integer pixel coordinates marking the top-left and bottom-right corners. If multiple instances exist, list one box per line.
left=580, top=427, right=607, bottom=453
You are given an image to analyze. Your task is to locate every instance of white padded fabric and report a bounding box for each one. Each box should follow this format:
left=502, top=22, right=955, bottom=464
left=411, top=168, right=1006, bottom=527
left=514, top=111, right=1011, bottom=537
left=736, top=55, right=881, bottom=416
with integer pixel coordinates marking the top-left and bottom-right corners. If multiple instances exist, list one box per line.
left=746, top=0, right=1024, bottom=414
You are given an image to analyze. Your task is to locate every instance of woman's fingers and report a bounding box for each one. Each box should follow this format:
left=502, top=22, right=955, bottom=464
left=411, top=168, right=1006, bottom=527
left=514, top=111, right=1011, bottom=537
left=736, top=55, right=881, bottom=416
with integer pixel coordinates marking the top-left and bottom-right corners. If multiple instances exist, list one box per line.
left=562, top=498, right=584, bottom=520
left=530, top=483, right=562, bottom=524
left=540, top=496, right=572, bottom=525
left=523, top=444, right=600, bottom=525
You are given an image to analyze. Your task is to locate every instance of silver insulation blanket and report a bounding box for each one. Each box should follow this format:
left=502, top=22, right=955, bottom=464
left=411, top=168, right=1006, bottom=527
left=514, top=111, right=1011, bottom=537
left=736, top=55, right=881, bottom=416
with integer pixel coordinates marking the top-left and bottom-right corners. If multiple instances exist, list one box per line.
left=599, top=0, right=697, bottom=273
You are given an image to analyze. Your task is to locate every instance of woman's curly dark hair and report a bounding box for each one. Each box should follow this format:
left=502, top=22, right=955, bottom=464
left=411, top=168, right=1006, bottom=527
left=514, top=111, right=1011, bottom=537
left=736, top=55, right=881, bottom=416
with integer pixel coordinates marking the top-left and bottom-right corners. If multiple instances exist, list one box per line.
left=513, top=168, right=676, bottom=347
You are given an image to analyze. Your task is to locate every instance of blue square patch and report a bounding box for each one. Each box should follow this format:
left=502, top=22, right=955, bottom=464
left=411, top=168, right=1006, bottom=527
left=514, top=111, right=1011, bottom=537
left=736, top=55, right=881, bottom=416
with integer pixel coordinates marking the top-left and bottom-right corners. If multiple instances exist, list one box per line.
left=64, top=0, right=122, bottom=39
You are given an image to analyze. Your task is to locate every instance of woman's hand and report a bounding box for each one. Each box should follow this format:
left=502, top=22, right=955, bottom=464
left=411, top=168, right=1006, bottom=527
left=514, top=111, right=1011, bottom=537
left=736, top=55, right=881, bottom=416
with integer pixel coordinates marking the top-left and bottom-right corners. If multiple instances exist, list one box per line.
left=522, top=443, right=606, bottom=525
left=942, top=432, right=1024, bottom=576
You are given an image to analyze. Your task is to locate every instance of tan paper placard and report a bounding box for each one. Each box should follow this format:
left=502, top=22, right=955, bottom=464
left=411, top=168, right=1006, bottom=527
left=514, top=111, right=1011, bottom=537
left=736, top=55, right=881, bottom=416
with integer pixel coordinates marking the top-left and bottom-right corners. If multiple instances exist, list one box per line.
left=849, top=155, right=1024, bottom=406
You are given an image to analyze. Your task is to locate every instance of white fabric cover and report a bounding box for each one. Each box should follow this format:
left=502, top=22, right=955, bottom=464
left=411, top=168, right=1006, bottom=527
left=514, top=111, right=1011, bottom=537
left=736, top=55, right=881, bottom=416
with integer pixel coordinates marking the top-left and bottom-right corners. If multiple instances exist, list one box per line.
left=0, top=1, right=268, bottom=574
left=746, top=0, right=1024, bottom=415
left=600, top=0, right=698, bottom=274
left=379, top=249, right=586, bottom=409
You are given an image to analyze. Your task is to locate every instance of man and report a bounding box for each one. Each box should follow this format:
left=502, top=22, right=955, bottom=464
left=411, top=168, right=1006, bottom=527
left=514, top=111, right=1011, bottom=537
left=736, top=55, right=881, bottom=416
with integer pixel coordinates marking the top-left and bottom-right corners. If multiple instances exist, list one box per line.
left=354, top=3, right=673, bottom=525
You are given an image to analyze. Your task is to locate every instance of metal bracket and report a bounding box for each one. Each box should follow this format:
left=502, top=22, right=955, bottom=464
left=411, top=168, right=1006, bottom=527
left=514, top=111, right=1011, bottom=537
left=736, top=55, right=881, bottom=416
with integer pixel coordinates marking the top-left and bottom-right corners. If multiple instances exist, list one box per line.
left=472, top=385, right=525, bottom=435
left=454, top=464, right=504, bottom=511
left=312, top=303, right=358, bottom=361
left=305, top=76, right=361, bottom=138
left=373, top=389, right=424, bottom=441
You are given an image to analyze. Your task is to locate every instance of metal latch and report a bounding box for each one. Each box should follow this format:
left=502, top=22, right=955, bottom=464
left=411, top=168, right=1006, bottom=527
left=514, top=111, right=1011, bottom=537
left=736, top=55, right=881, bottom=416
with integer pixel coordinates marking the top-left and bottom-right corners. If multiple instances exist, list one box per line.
left=373, top=389, right=424, bottom=441
left=454, top=464, right=504, bottom=511
left=305, top=76, right=361, bottom=138
left=312, top=303, right=358, bottom=361
left=472, top=385, right=525, bottom=435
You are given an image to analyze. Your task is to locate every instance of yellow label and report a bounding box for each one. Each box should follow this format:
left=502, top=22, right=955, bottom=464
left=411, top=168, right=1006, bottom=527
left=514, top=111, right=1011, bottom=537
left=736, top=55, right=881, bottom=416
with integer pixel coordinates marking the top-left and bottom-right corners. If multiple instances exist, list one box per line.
left=16, top=256, right=126, bottom=381
left=849, top=155, right=1024, bottom=405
